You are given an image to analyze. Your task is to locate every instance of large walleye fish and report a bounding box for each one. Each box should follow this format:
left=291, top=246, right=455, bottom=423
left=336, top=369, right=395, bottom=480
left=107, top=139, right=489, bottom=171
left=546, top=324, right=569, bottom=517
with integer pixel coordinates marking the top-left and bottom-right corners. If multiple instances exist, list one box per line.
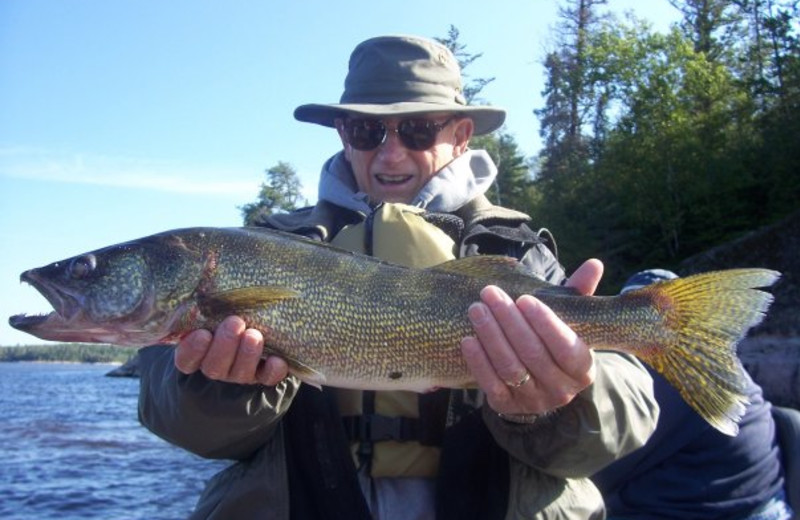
left=9, top=227, right=778, bottom=435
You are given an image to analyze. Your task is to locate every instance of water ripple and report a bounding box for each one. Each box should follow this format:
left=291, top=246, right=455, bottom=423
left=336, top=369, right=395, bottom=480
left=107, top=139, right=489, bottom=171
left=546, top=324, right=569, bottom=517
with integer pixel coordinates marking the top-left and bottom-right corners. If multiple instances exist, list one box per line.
left=0, top=363, right=227, bottom=520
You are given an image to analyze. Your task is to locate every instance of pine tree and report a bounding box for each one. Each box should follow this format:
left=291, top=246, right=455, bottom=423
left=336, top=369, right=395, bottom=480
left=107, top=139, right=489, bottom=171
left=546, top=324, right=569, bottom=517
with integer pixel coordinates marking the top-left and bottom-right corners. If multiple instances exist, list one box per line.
left=240, top=161, right=306, bottom=225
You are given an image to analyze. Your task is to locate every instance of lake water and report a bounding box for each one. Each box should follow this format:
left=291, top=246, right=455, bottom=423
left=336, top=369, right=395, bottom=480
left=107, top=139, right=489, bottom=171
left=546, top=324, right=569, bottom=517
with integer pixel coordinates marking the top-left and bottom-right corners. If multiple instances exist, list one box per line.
left=0, top=362, right=228, bottom=520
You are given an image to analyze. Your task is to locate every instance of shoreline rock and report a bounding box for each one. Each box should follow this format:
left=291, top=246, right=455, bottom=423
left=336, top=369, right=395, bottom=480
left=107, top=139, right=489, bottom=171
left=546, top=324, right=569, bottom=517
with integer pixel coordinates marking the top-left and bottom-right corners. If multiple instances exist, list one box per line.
left=106, top=353, right=141, bottom=377
left=739, top=335, right=800, bottom=409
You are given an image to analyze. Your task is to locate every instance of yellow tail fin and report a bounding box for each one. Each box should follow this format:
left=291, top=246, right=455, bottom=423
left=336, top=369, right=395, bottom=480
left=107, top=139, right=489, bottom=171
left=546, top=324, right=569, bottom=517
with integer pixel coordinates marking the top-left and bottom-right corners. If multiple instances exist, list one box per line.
left=632, top=268, right=779, bottom=436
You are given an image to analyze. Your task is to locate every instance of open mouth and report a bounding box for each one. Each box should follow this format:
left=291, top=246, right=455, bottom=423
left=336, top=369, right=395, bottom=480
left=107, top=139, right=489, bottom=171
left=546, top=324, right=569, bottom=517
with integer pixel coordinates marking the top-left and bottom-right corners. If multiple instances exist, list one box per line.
left=8, top=270, right=78, bottom=331
left=8, top=312, right=52, bottom=331
left=376, top=174, right=413, bottom=186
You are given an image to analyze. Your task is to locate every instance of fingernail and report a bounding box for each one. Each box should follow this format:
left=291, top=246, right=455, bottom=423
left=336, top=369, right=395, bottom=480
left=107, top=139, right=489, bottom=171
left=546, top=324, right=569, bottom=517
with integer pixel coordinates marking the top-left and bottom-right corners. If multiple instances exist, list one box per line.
left=189, top=330, right=212, bottom=351
left=482, top=285, right=512, bottom=307
left=468, top=303, right=489, bottom=325
left=242, top=330, right=263, bottom=355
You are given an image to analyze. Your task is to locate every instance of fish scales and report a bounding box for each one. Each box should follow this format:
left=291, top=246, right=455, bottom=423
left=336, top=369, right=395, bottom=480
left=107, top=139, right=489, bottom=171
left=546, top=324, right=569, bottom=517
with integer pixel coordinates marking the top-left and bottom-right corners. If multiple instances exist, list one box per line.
left=9, top=226, right=780, bottom=436
left=164, top=228, right=480, bottom=387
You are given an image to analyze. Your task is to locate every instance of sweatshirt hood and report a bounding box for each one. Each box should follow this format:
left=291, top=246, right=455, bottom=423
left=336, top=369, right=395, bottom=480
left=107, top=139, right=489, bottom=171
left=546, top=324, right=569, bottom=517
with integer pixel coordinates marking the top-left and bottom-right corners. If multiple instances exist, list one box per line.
left=317, top=149, right=497, bottom=214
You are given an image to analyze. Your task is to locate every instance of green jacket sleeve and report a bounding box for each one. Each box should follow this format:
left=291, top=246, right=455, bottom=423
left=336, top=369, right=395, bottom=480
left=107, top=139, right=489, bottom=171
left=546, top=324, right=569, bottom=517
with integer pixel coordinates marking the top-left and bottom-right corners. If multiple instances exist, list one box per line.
left=483, top=351, right=659, bottom=478
left=137, top=344, right=300, bottom=460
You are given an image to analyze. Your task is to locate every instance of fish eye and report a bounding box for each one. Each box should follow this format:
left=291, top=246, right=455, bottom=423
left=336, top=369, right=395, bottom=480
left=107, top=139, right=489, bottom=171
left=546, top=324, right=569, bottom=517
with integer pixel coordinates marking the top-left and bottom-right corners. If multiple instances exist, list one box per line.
left=68, top=254, right=97, bottom=279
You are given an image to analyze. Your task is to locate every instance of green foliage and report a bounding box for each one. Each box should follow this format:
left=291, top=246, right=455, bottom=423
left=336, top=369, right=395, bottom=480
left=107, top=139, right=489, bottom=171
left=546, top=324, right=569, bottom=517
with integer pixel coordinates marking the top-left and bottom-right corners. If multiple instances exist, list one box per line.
left=471, top=131, right=534, bottom=212
left=531, top=1, right=800, bottom=290
left=241, top=161, right=306, bottom=225
left=0, top=344, right=136, bottom=364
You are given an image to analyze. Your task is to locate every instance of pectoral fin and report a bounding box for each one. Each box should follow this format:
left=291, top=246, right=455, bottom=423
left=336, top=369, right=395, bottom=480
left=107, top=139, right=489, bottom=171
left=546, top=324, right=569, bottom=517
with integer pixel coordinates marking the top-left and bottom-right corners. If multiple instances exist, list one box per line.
left=200, top=286, right=301, bottom=315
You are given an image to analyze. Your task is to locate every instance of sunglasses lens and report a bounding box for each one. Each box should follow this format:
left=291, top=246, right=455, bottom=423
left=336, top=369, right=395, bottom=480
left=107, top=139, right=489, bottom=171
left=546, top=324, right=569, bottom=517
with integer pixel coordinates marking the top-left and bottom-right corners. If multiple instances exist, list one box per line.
left=345, top=120, right=386, bottom=151
left=397, top=119, right=439, bottom=151
left=344, top=117, right=452, bottom=151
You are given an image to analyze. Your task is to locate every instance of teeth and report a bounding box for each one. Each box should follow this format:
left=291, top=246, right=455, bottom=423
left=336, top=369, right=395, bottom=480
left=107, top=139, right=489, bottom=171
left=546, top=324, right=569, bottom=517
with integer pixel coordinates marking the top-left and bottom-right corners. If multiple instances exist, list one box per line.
left=376, top=174, right=412, bottom=185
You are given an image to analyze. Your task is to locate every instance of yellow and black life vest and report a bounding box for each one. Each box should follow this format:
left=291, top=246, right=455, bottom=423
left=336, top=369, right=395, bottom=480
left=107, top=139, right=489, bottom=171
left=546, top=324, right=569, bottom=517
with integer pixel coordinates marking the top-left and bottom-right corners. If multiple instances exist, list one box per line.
left=331, top=203, right=456, bottom=478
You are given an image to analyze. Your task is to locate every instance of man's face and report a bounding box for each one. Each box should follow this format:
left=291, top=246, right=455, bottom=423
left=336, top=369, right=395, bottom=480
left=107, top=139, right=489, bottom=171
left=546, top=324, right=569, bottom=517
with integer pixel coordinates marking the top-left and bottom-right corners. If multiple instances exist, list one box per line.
left=335, top=114, right=474, bottom=204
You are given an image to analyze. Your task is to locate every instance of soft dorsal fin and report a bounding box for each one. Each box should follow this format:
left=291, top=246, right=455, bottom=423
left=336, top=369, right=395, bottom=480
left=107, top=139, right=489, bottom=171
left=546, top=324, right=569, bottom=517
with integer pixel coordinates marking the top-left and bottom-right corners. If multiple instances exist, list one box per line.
left=429, top=255, right=576, bottom=295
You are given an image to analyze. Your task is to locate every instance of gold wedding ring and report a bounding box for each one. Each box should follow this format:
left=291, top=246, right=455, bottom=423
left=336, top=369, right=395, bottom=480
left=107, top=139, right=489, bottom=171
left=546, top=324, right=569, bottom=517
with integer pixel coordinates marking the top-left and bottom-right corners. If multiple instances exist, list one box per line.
left=505, top=371, right=531, bottom=389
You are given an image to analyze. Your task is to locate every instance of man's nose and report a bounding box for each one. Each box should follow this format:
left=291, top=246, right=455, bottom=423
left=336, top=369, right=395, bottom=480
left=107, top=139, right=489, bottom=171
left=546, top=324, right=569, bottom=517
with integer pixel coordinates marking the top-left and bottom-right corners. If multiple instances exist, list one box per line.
left=376, top=129, right=408, bottom=160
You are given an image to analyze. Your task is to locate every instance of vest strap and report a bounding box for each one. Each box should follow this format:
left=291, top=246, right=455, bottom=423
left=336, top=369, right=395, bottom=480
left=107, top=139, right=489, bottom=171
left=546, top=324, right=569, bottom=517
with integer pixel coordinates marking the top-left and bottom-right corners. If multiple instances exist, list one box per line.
left=343, top=414, right=422, bottom=443
left=342, top=388, right=450, bottom=447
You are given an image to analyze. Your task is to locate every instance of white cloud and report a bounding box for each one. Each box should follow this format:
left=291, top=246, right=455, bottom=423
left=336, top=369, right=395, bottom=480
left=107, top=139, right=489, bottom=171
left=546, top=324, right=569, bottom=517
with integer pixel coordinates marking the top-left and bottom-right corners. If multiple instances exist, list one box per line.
left=0, top=146, right=261, bottom=196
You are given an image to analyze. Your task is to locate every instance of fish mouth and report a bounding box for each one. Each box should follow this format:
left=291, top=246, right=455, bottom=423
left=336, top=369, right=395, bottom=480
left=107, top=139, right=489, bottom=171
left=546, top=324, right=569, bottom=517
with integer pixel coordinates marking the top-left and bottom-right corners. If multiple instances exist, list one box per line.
left=8, top=270, right=83, bottom=332
left=9, top=266, right=166, bottom=345
left=7, top=313, right=50, bottom=331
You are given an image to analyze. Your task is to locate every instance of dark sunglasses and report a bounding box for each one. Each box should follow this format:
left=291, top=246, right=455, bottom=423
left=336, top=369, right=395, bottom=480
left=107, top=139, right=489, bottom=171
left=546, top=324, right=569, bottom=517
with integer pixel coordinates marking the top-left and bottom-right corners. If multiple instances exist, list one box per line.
left=342, top=116, right=458, bottom=152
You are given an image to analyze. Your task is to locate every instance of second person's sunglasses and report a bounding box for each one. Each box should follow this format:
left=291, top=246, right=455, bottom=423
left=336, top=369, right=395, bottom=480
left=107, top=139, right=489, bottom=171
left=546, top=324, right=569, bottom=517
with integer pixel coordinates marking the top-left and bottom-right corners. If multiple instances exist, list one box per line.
left=342, top=116, right=458, bottom=152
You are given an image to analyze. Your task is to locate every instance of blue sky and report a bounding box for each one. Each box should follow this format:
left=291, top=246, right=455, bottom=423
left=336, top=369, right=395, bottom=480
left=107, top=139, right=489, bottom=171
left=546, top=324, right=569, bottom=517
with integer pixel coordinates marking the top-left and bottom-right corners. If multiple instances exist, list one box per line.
left=0, top=0, right=679, bottom=346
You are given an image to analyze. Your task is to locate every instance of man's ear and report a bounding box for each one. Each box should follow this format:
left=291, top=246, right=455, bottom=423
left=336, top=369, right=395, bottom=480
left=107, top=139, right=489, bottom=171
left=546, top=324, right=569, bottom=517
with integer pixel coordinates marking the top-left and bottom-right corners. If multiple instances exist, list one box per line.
left=334, top=119, right=353, bottom=161
left=453, top=117, right=475, bottom=155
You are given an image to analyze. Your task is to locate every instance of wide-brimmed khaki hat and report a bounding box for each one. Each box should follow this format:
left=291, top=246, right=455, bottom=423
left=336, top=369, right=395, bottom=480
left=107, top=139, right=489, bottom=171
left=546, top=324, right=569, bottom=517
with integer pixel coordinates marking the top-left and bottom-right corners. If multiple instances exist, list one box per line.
left=294, top=35, right=506, bottom=135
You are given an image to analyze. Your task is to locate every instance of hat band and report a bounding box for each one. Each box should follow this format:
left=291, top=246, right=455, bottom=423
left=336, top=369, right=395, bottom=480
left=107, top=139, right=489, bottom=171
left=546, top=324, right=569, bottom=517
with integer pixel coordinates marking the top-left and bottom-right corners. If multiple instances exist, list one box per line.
left=341, top=80, right=467, bottom=106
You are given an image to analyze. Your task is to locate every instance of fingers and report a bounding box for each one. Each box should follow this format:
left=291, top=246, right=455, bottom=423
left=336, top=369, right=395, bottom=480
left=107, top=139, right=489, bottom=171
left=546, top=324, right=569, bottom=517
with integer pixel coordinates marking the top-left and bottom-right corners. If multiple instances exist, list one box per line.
left=565, top=258, right=604, bottom=296
left=173, top=316, right=289, bottom=386
left=516, top=295, right=595, bottom=387
left=174, top=328, right=213, bottom=375
left=199, top=316, right=249, bottom=380
left=462, top=290, right=546, bottom=408
left=460, top=316, right=514, bottom=400
left=227, top=328, right=267, bottom=382
left=462, top=285, right=595, bottom=415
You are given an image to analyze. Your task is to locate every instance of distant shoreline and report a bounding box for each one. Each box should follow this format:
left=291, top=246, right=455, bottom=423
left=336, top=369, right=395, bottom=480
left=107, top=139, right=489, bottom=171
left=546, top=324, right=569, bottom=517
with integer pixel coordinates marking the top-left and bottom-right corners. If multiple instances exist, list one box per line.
left=0, top=359, right=123, bottom=366
left=0, top=344, right=135, bottom=364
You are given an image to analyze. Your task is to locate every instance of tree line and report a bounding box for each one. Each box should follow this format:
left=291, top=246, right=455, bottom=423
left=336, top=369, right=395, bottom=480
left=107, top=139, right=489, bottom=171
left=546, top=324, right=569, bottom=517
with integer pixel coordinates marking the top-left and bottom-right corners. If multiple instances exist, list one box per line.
left=244, top=0, right=800, bottom=290
left=0, top=344, right=135, bottom=363
left=529, top=0, right=800, bottom=287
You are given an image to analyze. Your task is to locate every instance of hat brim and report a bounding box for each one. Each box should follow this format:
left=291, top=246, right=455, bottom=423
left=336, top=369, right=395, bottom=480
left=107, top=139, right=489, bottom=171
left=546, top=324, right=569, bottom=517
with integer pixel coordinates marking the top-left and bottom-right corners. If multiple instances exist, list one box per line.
left=294, top=102, right=506, bottom=135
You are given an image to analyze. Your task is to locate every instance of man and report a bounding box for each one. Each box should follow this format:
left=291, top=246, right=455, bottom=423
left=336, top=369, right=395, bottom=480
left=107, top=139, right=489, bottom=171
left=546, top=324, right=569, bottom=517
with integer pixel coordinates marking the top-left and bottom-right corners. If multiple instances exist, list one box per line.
left=138, top=34, right=658, bottom=519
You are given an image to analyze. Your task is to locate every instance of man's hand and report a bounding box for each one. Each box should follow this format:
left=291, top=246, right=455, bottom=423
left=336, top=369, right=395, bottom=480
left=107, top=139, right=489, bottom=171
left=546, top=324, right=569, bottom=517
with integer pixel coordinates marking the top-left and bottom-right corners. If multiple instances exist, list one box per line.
left=174, top=316, right=289, bottom=386
left=460, top=259, right=603, bottom=417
